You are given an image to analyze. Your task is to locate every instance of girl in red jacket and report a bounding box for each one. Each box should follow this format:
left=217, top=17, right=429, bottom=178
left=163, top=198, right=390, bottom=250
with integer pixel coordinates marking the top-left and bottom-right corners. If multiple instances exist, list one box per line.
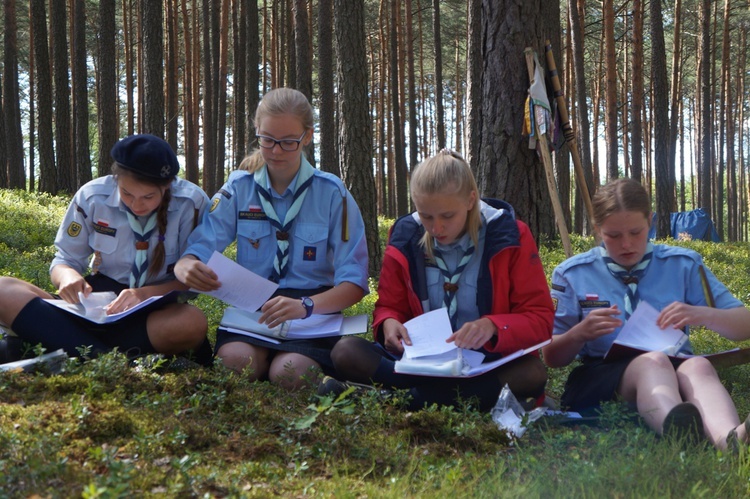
left=322, top=149, right=554, bottom=410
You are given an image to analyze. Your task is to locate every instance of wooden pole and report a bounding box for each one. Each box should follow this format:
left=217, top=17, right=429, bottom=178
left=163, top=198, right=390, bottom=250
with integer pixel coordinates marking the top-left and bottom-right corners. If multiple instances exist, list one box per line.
left=544, top=39, right=596, bottom=236
left=524, top=48, right=573, bottom=258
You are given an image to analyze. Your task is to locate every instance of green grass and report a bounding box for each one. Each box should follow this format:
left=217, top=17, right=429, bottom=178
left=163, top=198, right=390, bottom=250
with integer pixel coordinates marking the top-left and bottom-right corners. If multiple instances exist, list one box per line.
left=2, top=188, right=750, bottom=497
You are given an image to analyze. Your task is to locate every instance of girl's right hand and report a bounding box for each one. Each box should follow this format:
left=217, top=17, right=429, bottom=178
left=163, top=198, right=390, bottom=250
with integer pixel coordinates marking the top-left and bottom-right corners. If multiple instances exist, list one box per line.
left=382, top=318, right=411, bottom=354
left=57, top=271, right=92, bottom=304
left=575, top=305, right=623, bottom=342
left=174, top=257, right=220, bottom=292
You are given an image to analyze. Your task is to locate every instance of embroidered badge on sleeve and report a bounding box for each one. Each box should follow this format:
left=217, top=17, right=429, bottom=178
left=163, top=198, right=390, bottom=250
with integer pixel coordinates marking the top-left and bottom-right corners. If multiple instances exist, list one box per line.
left=67, top=221, right=82, bottom=237
left=210, top=197, right=221, bottom=213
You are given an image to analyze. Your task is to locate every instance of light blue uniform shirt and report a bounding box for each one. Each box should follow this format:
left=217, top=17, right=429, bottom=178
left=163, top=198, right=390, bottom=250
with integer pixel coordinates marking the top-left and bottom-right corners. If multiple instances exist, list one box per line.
left=51, top=175, right=209, bottom=285
left=424, top=224, right=484, bottom=330
left=551, top=244, right=743, bottom=358
left=183, top=158, right=369, bottom=293
left=421, top=201, right=512, bottom=330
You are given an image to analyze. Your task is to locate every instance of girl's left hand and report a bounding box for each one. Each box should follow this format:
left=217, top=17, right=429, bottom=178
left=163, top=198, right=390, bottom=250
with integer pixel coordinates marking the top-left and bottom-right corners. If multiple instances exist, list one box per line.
left=106, top=288, right=146, bottom=315
left=656, top=301, right=706, bottom=330
left=259, top=296, right=305, bottom=327
left=447, top=317, right=497, bottom=350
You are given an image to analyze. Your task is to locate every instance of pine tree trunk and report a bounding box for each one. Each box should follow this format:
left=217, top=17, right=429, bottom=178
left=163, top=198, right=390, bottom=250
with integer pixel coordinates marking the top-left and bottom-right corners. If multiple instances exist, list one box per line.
left=651, top=0, right=673, bottom=239
left=142, top=0, right=165, bottom=137
left=476, top=0, right=558, bottom=239
left=51, top=0, right=74, bottom=193
left=317, top=0, right=338, bottom=175
left=334, top=0, right=381, bottom=276
left=73, top=0, right=92, bottom=187
left=31, top=0, right=56, bottom=193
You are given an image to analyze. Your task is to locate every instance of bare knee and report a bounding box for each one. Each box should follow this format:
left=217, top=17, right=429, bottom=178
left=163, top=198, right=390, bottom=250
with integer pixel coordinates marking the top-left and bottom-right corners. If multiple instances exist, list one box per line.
left=268, top=353, right=321, bottom=390
left=676, top=356, right=717, bottom=378
left=0, top=277, right=49, bottom=325
left=147, top=304, right=207, bottom=353
left=631, top=351, right=674, bottom=371
left=217, top=342, right=268, bottom=379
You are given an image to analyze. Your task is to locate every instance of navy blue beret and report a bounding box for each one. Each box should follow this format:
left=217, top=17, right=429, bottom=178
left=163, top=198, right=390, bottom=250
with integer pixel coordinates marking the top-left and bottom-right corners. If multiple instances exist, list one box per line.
left=110, top=134, right=179, bottom=179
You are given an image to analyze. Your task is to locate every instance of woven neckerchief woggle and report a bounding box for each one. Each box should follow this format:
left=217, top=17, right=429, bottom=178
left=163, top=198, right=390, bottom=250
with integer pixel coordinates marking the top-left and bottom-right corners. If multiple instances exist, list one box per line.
left=599, top=242, right=654, bottom=318
left=254, top=161, right=315, bottom=283
left=125, top=208, right=158, bottom=288
left=432, top=238, right=476, bottom=330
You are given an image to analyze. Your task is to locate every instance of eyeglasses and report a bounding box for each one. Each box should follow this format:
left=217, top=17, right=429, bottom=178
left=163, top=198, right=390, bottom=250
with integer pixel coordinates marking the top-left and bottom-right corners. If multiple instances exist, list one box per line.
left=256, top=131, right=307, bottom=152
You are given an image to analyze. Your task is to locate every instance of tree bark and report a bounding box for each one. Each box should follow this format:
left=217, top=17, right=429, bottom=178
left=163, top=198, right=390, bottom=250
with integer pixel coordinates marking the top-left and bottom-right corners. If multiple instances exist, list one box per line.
left=142, top=0, right=165, bottom=137
left=334, top=0, right=381, bottom=276
left=651, top=0, right=673, bottom=239
left=699, top=0, right=712, bottom=215
left=476, top=0, right=558, bottom=239
left=4, top=0, right=24, bottom=189
left=631, top=0, right=644, bottom=183
left=317, top=0, right=339, bottom=175
left=466, top=0, right=482, bottom=172
left=389, top=0, right=408, bottom=216
left=97, top=0, right=117, bottom=178
left=31, top=0, right=56, bottom=193
left=431, top=0, right=445, bottom=150
left=72, top=0, right=92, bottom=187
left=51, top=0, right=74, bottom=193
left=603, top=0, right=618, bottom=181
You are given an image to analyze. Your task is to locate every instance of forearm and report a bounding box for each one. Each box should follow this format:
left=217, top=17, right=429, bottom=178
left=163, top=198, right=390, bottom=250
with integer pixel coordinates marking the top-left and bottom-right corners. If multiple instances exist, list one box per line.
left=542, top=326, right=588, bottom=367
left=310, top=281, right=365, bottom=315
left=50, top=264, right=83, bottom=290
left=707, top=306, right=750, bottom=341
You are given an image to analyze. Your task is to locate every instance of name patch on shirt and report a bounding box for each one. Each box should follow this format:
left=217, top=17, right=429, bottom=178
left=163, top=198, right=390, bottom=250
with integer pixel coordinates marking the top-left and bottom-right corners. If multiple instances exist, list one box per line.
left=551, top=283, right=566, bottom=292
left=578, top=299, right=610, bottom=308
left=93, top=223, right=117, bottom=237
left=239, top=210, right=268, bottom=221
left=303, top=246, right=317, bottom=261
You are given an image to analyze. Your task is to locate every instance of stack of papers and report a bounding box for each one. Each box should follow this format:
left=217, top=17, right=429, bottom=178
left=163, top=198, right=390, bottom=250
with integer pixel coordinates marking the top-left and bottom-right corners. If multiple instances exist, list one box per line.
left=394, top=309, right=550, bottom=377
left=219, top=307, right=368, bottom=344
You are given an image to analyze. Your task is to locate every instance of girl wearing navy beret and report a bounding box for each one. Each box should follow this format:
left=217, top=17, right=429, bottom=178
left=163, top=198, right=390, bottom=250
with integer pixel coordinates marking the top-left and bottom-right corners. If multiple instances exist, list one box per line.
left=0, top=134, right=212, bottom=364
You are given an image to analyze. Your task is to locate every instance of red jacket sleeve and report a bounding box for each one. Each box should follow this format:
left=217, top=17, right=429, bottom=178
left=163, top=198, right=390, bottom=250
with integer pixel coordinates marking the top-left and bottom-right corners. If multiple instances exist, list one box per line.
left=482, top=221, right=554, bottom=355
left=371, top=245, right=422, bottom=344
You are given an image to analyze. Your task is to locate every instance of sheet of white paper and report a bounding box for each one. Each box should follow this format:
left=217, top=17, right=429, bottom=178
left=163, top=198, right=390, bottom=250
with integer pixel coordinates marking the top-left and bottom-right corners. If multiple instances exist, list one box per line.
left=616, top=301, right=688, bottom=352
left=341, top=314, right=369, bottom=335
left=45, top=292, right=168, bottom=324
left=401, top=308, right=456, bottom=359
left=198, top=251, right=279, bottom=311
left=286, top=314, right=344, bottom=338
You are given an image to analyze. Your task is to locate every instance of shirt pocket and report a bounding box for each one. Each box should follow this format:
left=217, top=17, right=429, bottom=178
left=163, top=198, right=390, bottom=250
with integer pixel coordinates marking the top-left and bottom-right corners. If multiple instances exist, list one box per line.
left=293, top=222, right=328, bottom=264
left=89, top=231, right=118, bottom=255
left=237, top=220, right=272, bottom=263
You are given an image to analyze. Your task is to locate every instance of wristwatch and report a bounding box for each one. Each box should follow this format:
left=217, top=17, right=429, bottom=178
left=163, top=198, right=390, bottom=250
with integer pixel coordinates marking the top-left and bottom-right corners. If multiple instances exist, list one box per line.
left=300, top=296, right=314, bottom=319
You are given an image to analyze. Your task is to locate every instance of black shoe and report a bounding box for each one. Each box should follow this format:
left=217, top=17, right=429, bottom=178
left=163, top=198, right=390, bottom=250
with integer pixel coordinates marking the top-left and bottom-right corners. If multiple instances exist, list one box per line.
left=317, top=375, right=390, bottom=399
left=0, top=334, right=24, bottom=364
left=187, top=338, right=215, bottom=367
left=662, top=402, right=705, bottom=443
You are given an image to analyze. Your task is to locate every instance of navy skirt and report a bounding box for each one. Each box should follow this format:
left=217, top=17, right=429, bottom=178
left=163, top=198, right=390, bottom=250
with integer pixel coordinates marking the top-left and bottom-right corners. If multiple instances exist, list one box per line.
left=214, top=285, right=339, bottom=375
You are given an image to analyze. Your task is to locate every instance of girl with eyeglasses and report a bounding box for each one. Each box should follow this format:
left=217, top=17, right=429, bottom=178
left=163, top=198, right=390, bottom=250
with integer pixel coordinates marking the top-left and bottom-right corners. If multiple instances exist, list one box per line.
left=175, top=87, right=369, bottom=390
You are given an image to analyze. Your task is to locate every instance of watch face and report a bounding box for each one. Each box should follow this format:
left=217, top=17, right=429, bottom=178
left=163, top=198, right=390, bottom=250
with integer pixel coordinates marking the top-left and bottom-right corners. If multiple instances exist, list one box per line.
left=302, top=297, right=313, bottom=307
